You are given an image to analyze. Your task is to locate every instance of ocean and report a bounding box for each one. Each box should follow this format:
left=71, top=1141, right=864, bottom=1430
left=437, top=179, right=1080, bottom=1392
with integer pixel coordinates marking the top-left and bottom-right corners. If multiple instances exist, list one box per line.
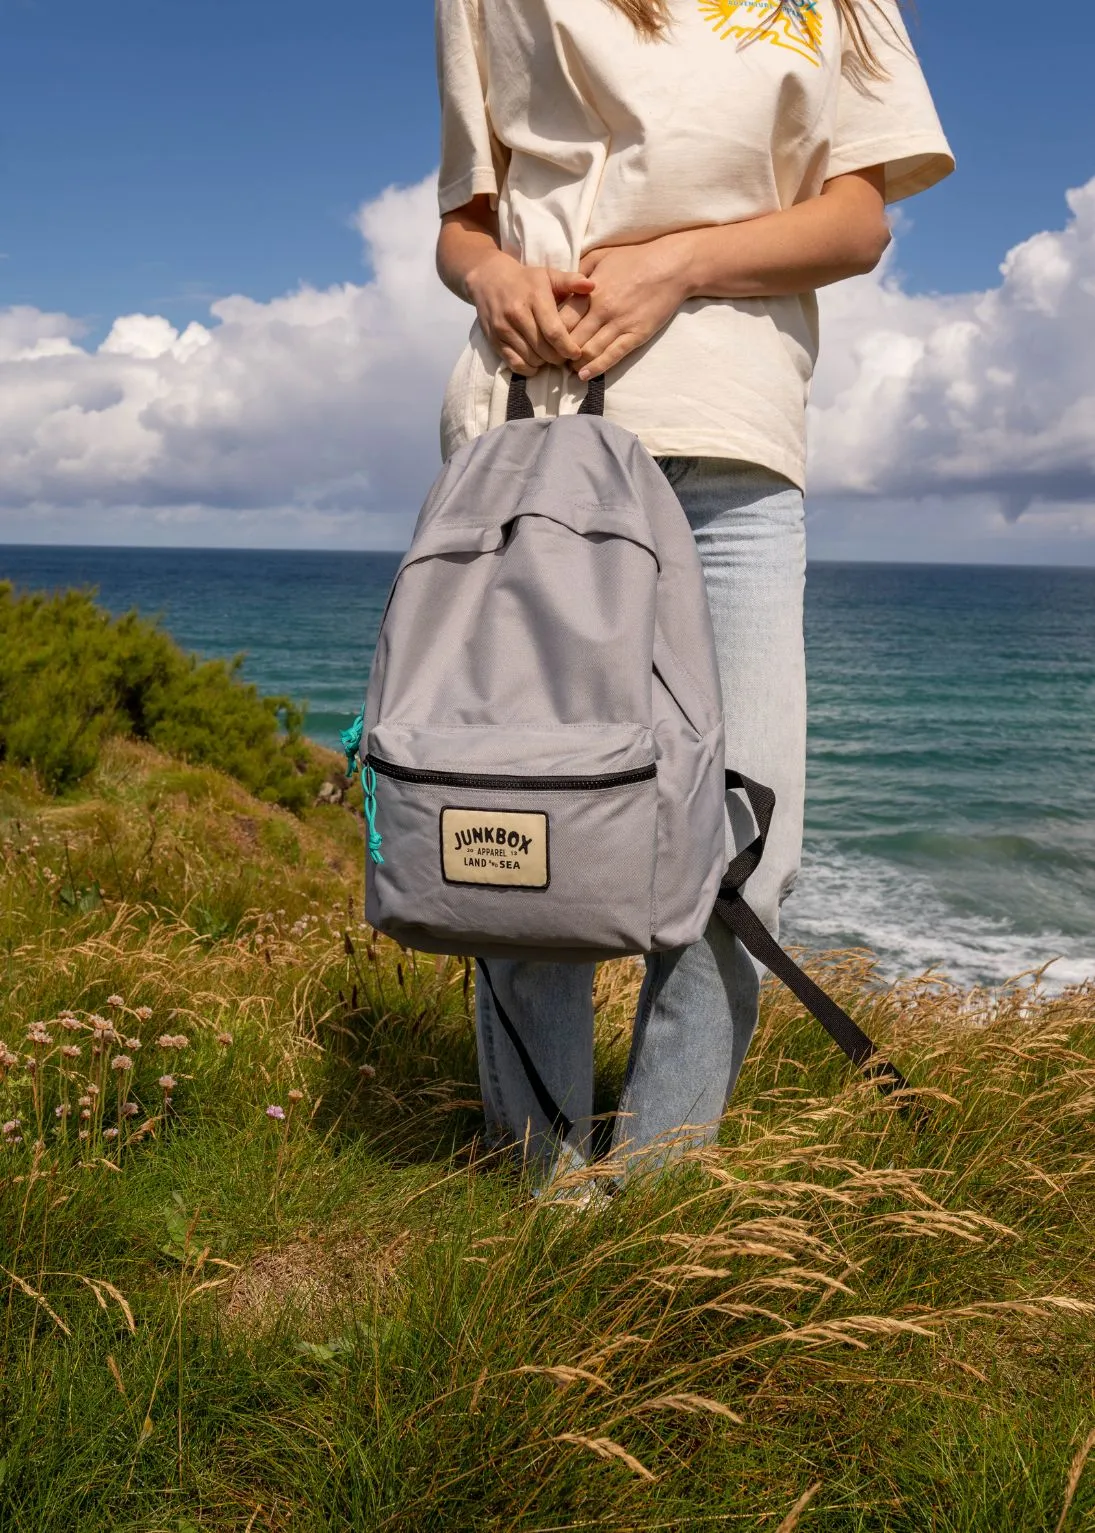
left=3, top=545, right=1093, bottom=991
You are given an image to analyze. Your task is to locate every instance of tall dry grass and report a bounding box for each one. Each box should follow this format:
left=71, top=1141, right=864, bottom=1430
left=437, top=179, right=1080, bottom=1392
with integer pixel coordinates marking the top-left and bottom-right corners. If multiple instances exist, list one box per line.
left=1, top=740, right=1094, bottom=1529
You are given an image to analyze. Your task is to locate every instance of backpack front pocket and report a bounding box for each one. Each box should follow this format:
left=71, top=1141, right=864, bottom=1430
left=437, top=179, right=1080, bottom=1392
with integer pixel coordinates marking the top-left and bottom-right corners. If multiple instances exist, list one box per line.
left=363, top=724, right=658, bottom=960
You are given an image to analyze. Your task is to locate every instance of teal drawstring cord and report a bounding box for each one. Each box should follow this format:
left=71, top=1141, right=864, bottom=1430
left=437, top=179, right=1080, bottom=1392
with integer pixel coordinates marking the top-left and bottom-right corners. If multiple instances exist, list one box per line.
left=340, top=707, right=365, bottom=779
left=362, top=764, right=384, bottom=866
left=340, top=707, right=383, bottom=864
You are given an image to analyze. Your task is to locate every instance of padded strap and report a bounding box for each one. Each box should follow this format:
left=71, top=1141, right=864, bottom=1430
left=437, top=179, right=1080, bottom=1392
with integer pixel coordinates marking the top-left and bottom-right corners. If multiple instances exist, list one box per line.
left=506, top=371, right=605, bottom=422
left=506, top=374, right=536, bottom=420
left=717, top=771, right=911, bottom=1097
left=477, top=959, right=576, bottom=1139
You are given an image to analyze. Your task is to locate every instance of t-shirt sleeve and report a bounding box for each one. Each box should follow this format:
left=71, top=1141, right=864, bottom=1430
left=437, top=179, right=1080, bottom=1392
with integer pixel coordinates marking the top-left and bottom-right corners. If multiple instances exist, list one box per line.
left=828, top=2, right=955, bottom=204
left=436, top=0, right=508, bottom=215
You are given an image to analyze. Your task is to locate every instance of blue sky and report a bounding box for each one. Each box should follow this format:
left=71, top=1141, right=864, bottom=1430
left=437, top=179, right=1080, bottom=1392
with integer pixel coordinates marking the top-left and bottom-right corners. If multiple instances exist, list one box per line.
left=1, top=0, right=1093, bottom=556
left=3, top=0, right=1090, bottom=324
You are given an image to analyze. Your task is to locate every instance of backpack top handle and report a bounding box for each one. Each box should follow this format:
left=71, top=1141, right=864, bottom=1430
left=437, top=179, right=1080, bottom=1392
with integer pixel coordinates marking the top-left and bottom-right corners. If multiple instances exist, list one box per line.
left=505, top=371, right=605, bottom=421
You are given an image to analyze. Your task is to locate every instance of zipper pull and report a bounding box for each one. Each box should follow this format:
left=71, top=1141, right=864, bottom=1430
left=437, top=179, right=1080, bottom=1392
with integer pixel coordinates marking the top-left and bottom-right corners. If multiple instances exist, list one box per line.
left=362, top=764, right=384, bottom=866
left=340, top=707, right=365, bottom=778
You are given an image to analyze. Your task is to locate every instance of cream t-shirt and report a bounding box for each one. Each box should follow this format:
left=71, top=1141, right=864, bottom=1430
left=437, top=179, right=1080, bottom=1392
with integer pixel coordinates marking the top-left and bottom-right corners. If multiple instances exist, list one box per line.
left=437, top=0, right=953, bottom=485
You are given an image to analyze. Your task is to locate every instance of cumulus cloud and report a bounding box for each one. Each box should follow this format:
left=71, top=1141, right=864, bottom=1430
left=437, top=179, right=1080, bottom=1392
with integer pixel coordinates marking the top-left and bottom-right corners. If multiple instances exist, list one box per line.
left=810, top=178, right=1095, bottom=525
left=0, top=171, right=1093, bottom=549
left=0, top=177, right=469, bottom=542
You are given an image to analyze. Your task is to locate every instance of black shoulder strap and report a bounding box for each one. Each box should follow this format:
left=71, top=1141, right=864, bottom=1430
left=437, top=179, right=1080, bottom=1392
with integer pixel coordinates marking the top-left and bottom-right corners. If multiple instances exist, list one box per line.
left=478, top=771, right=910, bottom=1148
left=716, top=771, right=910, bottom=1097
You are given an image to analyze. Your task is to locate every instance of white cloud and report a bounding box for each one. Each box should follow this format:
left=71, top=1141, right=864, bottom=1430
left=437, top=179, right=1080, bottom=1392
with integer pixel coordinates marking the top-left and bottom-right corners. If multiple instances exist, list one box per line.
left=1, top=172, right=1094, bottom=552
left=810, top=177, right=1095, bottom=529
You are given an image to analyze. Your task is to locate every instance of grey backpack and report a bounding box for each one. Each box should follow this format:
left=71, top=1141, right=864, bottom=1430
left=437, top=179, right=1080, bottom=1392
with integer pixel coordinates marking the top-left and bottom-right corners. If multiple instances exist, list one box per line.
left=347, top=375, right=908, bottom=1099
left=355, top=374, right=725, bottom=962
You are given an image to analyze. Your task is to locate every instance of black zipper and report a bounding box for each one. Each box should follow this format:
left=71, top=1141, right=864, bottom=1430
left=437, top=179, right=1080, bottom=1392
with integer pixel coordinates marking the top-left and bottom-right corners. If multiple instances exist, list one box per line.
left=367, top=755, right=656, bottom=793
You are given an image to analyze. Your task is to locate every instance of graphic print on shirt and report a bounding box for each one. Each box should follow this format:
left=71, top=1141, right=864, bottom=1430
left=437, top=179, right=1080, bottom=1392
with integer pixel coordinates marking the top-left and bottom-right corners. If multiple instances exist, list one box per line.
left=696, top=0, right=824, bottom=65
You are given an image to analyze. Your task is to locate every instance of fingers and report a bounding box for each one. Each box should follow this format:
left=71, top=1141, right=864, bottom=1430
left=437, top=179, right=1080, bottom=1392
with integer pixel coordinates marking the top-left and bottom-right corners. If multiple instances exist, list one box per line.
left=479, top=265, right=601, bottom=375
left=576, top=324, right=640, bottom=381
left=498, top=345, right=540, bottom=377
left=555, top=293, right=591, bottom=331
left=529, top=288, right=583, bottom=365
left=566, top=305, right=607, bottom=355
left=547, top=267, right=596, bottom=300
left=489, top=302, right=554, bottom=372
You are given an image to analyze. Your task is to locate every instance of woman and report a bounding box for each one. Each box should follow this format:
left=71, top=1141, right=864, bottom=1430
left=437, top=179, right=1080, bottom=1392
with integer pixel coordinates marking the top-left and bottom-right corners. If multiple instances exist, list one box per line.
left=434, top=0, right=952, bottom=1182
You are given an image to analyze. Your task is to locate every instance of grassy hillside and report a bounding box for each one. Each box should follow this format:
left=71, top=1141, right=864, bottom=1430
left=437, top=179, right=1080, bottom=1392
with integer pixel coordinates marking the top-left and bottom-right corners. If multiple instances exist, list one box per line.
left=0, top=582, right=324, bottom=809
left=1, top=719, right=1095, bottom=1526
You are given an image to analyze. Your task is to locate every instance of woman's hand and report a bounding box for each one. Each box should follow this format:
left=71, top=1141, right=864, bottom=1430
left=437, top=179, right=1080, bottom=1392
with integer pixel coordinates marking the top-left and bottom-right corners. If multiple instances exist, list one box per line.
left=437, top=197, right=596, bottom=374
left=464, top=250, right=596, bottom=375
left=563, top=232, right=696, bottom=380
left=562, top=169, right=890, bottom=379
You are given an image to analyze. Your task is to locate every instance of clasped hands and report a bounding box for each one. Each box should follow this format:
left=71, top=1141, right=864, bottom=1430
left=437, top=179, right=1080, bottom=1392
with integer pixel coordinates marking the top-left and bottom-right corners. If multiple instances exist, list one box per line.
left=465, top=229, right=697, bottom=381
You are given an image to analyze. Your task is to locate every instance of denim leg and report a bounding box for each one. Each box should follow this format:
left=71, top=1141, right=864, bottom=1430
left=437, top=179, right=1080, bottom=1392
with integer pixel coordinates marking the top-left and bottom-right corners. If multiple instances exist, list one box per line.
left=473, top=458, right=806, bottom=1181
left=475, top=958, right=596, bottom=1175
left=610, top=458, right=807, bottom=1165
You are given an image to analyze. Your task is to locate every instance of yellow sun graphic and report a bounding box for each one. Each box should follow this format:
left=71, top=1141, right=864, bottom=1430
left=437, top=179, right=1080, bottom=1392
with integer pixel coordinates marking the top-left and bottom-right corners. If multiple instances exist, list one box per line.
left=697, top=0, right=824, bottom=66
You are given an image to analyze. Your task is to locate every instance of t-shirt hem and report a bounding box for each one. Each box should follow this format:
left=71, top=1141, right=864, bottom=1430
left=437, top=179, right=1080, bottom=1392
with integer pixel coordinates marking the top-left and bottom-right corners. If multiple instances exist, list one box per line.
left=827, top=133, right=955, bottom=203
left=438, top=168, right=500, bottom=215
left=624, top=430, right=806, bottom=491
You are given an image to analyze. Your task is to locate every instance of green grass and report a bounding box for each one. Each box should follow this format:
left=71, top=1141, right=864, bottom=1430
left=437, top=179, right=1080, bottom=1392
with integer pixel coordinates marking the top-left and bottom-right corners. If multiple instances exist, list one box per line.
left=2, top=737, right=1095, bottom=1531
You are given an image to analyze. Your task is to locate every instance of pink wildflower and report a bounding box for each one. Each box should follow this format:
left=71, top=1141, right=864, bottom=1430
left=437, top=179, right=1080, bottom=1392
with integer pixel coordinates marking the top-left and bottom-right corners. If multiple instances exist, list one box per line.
left=265, top=1104, right=286, bottom=1121
left=106, top=995, right=125, bottom=1009
left=111, top=1055, right=133, bottom=1073
left=215, top=1031, right=234, bottom=1047
left=157, top=1075, right=176, bottom=1092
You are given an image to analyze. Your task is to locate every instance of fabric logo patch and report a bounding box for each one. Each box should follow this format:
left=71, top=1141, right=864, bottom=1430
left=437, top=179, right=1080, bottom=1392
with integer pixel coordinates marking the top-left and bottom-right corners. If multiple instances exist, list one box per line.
left=441, top=808, right=549, bottom=889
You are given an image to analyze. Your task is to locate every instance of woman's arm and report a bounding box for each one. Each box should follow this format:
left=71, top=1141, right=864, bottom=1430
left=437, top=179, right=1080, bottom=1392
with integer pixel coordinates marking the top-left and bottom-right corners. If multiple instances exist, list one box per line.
left=437, top=195, right=595, bottom=374
left=565, top=167, right=890, bottom=379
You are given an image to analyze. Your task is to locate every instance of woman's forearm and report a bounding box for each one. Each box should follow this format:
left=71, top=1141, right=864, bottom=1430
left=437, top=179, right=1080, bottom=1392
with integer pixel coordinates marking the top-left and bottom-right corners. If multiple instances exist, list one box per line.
left=436, top=198, right=504, bottom=303
left=673, top=167, right=890, bottom=300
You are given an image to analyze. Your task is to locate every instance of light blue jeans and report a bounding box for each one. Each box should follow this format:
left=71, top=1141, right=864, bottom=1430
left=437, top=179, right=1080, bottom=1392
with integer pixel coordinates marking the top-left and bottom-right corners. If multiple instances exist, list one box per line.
left=476, top=458, right=807, bottom=1179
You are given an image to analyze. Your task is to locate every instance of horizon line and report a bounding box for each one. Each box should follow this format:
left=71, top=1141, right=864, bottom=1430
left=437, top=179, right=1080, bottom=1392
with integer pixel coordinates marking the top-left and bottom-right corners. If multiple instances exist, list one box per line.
left=1, top=543, right=1094, bottom=574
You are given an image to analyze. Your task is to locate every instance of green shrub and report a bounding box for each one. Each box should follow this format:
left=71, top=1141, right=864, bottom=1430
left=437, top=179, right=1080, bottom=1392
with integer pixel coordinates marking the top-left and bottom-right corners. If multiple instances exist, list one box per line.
left=0, top=582, right=324, bottom=810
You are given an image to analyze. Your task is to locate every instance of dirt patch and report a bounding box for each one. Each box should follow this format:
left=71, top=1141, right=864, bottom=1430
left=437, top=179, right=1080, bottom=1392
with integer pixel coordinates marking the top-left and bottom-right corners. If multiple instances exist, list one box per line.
left=222, top=1229, right=409, bottom=1335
